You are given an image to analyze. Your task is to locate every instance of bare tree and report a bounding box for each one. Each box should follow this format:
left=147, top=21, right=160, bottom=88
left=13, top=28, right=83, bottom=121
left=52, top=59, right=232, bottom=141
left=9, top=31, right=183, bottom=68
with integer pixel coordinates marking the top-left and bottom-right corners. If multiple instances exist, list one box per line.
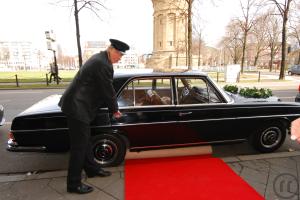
left=221, top=20, right=244, bottom=64
left=269, top=0, right=295, bottom=79
left=265, top=11, right=281, bottom=71
left=192, top=11, right=205, bottom=67
left=237, top=0, right=262, bottom=73
left=0, top=47, right=10, bottom=67
left=167, top=0, right=193, bottom=68
left=168, top=0, right=218, bottom=69
left=250, top=13, right=269, bottom=67
left=56, top=0, right=106, bottom=68
left=289, top=5, right=300, bottom=64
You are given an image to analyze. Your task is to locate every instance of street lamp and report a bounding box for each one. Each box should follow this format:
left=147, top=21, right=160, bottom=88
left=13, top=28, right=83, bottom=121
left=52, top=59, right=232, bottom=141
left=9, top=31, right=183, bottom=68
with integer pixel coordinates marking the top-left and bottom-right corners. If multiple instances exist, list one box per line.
left=45, top=30, right=59, bottom=84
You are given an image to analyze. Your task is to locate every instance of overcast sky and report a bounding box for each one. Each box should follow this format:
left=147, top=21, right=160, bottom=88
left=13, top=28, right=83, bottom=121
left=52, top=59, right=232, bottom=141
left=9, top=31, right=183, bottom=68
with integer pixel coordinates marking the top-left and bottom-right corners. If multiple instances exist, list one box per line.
left=0, top=0, right=240, bottom=55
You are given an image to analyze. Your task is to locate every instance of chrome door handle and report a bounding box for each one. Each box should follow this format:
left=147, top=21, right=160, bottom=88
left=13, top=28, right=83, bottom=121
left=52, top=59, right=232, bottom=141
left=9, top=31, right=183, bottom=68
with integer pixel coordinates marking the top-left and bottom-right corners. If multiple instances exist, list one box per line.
left=178, top=112, right=192, bottom=117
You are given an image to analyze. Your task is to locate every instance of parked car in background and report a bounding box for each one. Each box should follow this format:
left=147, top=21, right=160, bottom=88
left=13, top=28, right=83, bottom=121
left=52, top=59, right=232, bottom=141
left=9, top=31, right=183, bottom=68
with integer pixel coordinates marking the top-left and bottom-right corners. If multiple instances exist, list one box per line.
left=7, top=71, right=300, bottom=167
left=0, top=104, right=4, bottom=126
left=288, top=65, right=300, bottom=75
left=295, top=84, right=300, bottom=102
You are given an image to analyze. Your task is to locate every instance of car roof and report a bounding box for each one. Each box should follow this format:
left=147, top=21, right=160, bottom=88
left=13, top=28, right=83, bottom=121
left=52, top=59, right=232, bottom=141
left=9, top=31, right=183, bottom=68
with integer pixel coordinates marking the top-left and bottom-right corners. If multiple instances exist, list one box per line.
left=112, top=70, right=209, bottom=92
left=114, top=70, right=208, bottom=79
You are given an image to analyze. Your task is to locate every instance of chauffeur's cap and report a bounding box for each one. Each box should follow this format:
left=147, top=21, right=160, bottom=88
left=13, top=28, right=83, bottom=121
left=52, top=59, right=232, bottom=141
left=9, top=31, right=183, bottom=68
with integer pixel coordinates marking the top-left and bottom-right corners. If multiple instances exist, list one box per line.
left=109, top=39, right=130, bottom=54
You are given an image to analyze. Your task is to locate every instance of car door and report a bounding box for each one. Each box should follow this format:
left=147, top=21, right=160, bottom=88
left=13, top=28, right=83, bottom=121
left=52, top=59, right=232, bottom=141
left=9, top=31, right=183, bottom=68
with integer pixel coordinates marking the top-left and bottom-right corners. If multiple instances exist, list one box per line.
left=111, top=76, right=182, bottom=149
left=174, top=76, right=248, bottom=144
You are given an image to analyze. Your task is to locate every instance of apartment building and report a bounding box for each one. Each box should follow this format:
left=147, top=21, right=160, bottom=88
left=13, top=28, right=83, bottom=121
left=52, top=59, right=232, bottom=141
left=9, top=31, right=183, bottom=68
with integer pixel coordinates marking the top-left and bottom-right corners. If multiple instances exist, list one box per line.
left=83, top=40, right=139, bottom=68
left=0, top=41, right=48, bottom=71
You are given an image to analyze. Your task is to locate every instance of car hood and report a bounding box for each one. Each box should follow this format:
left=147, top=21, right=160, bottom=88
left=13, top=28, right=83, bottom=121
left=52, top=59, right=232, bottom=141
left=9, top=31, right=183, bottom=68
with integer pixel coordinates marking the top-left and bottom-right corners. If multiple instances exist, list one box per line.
left=18, top=95, right=62, bottom=116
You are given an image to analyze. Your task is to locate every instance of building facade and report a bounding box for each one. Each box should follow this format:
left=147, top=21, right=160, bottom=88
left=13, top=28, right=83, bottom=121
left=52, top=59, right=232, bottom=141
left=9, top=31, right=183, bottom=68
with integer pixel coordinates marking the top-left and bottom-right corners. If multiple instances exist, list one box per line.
left=0, top=41, right=50, bottom=71
left=82, top=41, right=139, bottom=68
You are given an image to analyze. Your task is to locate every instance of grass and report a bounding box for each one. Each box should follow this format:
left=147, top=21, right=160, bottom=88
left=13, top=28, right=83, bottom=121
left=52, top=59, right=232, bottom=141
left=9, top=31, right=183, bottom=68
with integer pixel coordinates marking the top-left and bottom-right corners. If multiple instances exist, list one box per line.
left=0, top=70, right=77, bottom=83
left=0, top=70, right=287, bottom=89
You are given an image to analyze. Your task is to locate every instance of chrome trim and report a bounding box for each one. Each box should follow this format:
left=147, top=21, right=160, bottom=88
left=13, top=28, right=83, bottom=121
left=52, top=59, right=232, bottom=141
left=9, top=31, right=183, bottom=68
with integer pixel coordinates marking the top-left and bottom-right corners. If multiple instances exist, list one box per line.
left=11, top=124, right=112, bottom=133
left=11, top=113, right=300, bottom=132
left=11, top=127, right=68, bottom=133
left=129, top=139, right=246, bottom=150
left=7, top=138, right=46, bottom=151
left=111, top=113, right=299, bottom=127
left=118, top=102, right=228, bottom=109
left=0, top=117, right=5, bottom=126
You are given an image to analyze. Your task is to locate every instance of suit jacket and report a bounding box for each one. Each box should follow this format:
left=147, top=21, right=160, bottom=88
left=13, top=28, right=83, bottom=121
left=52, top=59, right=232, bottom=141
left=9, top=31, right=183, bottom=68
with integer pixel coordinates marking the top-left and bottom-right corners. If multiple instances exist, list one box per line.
left=58, top=51, right=118, bottom=124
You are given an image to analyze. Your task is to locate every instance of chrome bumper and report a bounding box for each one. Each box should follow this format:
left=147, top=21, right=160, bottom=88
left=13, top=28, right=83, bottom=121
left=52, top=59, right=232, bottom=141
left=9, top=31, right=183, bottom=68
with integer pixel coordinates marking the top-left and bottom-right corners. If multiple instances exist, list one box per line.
left=7, top=138, right=46, bottom=151
left=0, top=117, right=5, bottom=126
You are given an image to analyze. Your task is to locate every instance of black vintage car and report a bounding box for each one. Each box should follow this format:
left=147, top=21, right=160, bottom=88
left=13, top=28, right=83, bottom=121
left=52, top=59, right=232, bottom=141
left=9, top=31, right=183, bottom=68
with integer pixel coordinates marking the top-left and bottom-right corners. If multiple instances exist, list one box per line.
left=7, top=71, right=300, bottom=167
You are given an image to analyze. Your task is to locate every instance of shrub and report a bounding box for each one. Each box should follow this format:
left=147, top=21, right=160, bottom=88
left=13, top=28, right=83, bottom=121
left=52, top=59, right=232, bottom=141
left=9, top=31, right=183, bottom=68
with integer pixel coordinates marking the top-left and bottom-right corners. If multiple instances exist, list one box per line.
left=223, top=85, right=273, bottom=98
left=239, top=87, right=272, bottom=98
left=223, top=84, right=238, bottom=94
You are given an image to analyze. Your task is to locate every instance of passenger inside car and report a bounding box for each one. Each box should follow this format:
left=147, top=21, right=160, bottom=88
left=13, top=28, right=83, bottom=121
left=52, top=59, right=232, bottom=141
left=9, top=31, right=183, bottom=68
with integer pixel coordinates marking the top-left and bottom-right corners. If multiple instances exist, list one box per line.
left=137, top=90, right=171, bottom=106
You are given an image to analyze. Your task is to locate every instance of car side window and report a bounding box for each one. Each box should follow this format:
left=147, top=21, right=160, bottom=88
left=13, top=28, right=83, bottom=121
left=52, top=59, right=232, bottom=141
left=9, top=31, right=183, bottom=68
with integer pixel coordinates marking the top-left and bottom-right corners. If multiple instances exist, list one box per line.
left=118, top=77, right=173, bottom=107
left=176, top=77, right=221, bottom=105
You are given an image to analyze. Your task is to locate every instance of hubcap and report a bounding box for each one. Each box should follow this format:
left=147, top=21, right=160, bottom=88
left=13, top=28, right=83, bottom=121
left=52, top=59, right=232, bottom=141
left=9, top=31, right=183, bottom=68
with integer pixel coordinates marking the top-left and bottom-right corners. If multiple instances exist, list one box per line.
left=260, top=127, right=282, bottom=148
left=93, top=139, right=118, bottom=165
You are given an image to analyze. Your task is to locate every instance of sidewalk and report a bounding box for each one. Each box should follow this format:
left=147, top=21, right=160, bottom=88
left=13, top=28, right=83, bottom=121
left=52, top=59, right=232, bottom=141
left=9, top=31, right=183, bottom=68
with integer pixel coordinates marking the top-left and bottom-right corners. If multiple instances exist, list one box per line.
left=1, top=150, right=300, bottom=200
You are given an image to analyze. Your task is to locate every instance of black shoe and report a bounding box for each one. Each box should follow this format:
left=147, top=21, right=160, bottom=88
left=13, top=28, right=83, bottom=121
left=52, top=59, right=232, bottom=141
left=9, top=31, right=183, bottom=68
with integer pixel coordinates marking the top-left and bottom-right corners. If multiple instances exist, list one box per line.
left=67, top=183, right=94, bottom=194
left=86, top=169, right=112, bottom=178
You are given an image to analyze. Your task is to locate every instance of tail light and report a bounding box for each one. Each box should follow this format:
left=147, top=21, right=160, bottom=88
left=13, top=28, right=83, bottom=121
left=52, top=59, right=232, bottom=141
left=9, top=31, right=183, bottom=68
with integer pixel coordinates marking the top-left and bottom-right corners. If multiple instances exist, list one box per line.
left=298, top=84, right=300, bottom=92
left=8, top=132, right=15, bottom=140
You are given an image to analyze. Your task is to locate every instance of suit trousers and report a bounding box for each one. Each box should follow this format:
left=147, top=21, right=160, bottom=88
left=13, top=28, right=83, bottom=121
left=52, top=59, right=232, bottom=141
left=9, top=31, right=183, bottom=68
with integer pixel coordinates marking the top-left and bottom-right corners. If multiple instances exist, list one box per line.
left=66, top=117, right=100, bottom=187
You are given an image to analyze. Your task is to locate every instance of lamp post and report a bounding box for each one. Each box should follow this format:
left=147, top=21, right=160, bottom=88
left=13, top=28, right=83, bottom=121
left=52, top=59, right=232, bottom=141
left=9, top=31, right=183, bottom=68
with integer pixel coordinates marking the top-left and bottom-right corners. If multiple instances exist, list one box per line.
left=45, top=30, right=59, bottom=84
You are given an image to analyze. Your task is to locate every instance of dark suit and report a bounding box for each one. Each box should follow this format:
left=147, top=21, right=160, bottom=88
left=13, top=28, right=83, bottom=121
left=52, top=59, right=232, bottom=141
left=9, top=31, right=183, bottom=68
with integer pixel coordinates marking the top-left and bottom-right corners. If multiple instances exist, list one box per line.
left=58, top=51, right=118, bottom=188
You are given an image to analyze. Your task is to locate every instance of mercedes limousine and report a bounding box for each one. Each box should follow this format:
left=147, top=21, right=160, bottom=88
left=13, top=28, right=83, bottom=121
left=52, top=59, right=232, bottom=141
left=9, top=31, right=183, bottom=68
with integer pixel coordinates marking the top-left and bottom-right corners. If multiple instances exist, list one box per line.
left=7, top=71, right=300, bottom=167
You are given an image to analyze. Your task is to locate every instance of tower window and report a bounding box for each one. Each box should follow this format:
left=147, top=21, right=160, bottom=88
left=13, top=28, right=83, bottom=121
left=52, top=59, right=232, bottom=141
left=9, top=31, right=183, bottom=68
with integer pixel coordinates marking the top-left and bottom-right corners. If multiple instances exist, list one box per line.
left=169, top=41, right=173, bottom=46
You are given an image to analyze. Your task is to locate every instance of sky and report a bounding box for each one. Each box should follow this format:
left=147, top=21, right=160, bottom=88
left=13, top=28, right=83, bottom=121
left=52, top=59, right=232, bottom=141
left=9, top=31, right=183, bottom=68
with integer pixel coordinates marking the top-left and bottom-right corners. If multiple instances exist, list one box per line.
left=0, top=0, right=240, bottom=55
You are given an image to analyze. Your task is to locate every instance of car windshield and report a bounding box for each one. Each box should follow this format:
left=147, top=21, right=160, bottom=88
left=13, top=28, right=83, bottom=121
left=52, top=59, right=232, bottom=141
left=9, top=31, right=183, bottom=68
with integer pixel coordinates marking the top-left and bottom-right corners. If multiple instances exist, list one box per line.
left=209, top=78, right=233, bottom=103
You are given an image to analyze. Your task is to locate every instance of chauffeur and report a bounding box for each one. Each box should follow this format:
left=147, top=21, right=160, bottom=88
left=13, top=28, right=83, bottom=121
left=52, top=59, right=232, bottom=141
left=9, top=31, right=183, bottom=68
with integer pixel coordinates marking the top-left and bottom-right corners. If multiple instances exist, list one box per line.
left=59, top=39, right=129, bottom=194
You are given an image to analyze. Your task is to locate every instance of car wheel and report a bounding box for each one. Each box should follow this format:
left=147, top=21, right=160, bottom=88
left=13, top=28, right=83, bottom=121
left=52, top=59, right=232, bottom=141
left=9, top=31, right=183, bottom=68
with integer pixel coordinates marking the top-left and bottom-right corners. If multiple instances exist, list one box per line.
left=288, top=71, right=292, bottom=75
left=251, top=122, right=286, bottom=153
left=91, top=134, right=126, bottom=167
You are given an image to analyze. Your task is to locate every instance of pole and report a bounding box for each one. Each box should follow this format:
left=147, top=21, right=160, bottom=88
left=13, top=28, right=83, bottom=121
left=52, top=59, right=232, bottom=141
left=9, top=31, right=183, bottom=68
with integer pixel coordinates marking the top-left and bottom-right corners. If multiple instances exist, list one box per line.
left=53, top=50, right=59, bottom=85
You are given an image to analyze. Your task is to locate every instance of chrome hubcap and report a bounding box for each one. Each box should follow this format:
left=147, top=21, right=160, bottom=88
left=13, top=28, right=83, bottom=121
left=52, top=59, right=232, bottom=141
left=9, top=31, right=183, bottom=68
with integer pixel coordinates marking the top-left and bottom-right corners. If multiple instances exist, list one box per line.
left=94, top=139, right=118, bottom=165
left=260, top=127, right=281, bottom=148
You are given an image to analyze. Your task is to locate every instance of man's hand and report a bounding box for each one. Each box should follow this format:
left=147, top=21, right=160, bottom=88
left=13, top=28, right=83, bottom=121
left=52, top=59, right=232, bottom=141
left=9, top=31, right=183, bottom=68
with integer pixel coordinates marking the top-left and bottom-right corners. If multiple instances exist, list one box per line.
left=291, top=118, right=300, bottom=143
left=113, top=111, right=122, bottom=119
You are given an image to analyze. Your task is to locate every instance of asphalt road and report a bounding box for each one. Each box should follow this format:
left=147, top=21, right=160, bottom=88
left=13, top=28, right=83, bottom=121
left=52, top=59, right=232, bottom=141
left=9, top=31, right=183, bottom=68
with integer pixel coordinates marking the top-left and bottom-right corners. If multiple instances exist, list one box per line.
left=0, top=88, right=299, bottom=174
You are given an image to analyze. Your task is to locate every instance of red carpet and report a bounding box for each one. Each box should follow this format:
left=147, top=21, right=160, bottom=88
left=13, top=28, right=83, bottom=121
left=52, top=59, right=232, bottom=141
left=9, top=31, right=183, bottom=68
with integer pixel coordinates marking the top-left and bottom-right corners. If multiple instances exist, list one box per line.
left=125, top=156, right=264, bottom=200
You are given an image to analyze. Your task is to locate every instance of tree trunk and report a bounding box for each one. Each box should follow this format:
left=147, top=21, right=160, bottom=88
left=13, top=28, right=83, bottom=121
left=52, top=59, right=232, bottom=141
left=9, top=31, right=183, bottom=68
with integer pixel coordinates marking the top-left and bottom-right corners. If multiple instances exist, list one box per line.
left=198, top=34, right=201, bottom=67
left=269, top=46, right=274, bottom=72
left=254, top=55, right=258, bottom=67
left=279, top=15, right=287, bottom=80
left=74, top=0, right=83, bottom=68
left=241, top=31, right=248, bottom=73
left=187, top=0, right=192, bottom=70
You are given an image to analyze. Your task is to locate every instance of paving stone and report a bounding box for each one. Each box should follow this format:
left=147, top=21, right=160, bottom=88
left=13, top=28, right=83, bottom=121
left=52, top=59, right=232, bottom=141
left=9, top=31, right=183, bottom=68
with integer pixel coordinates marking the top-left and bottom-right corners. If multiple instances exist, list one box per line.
left=102, top=177, right=124, bottom=200
left=227, top=162, right=242, bottom=175
left=242, top=179, right=266, bottom=198
left=239, top=165, right=269, bottom=185
left=87, top=172, right=121, bottom=190
left=37, top=170, right=67, bottom=179
left=4, top=179, right=63, bottom=200
left=48, top=177, right=117, bottom=200
left=0, top=182, right=13, bottom=192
